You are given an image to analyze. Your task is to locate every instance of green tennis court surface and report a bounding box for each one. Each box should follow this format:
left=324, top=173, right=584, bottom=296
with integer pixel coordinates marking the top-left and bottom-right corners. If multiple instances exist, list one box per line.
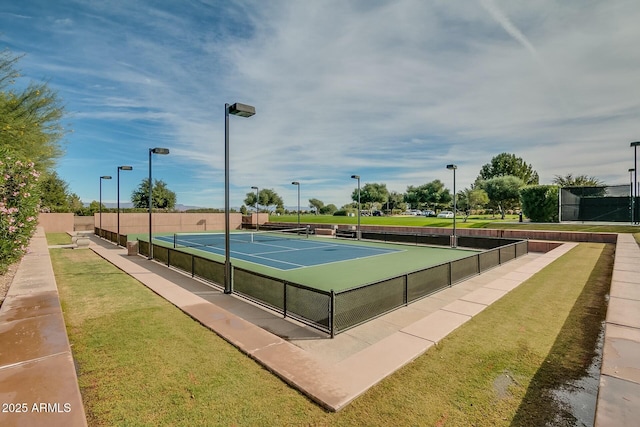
left=149, top=231, right=480, bottom=293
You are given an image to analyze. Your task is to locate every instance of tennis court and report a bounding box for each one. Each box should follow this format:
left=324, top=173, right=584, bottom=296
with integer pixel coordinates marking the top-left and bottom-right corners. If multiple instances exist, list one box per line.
left=137, top=228, right=527, bottom=335
left=149, top=228, right=482, bottom=293
left=155, top=228, right=403, bottom=271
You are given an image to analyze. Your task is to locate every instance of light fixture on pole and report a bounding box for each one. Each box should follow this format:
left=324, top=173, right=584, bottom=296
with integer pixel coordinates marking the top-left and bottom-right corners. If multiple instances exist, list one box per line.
left=148, top=148, right=169, bottom=260
left=632, top=142, right=640, bottom=224
left=117, top=165, right=133, bottom=246
left=291, top=181, right=300, bottom=228
left=225, top=102, right=256, bottom=294
left=446, top=164, right=458, bottom=247
left=351, top=175, right=361, bottom=240
left=99, top=175, right=112, bottom=238
left=251, top=186, right=259, bottom=231
left=630, top=168, right=636, bottom=224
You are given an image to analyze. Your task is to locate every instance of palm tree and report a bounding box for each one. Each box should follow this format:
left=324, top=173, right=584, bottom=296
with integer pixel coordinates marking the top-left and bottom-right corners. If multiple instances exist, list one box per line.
left=552, top=173, right=604, bottom=187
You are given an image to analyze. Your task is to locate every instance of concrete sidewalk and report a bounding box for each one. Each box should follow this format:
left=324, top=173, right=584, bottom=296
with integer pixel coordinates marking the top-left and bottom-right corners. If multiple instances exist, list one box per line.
left=89, top=236, right=576, bottom=411
left=0, top=228, right=87, bottom=427
left=594, top=233, right=640, bottom=425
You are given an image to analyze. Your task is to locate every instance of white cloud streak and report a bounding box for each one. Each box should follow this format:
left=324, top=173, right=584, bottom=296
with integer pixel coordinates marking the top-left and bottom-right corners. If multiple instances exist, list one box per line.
left=3, top=0, right=640, bottom=206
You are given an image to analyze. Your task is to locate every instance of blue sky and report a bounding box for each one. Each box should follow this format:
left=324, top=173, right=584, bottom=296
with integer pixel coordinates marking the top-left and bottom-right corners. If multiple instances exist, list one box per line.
left=2, top=0, right=640, bottom=209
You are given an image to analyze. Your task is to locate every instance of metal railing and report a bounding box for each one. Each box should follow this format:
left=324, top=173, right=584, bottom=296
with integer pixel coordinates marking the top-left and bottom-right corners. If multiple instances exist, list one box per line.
left=124, top=229, right=528, bottom=337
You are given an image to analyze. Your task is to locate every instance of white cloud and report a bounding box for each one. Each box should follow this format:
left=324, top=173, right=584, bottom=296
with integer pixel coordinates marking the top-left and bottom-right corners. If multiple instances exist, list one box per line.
left=4, top=0, right=640, bottom=207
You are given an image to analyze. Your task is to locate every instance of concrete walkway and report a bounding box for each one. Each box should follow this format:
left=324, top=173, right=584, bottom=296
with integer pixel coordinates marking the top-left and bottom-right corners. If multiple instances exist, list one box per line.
left=0, top=228, right=87, bottom=427
left=594, top=233, right=640, bottom=425
left=89, top=236, right=576, bottom=411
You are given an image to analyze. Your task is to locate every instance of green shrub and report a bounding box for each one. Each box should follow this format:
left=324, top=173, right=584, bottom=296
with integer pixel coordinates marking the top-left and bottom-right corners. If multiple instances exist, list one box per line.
left=0, top=148, right=41, bottom=272
left=333, top=210, right=347, bottom=216
left=520, top=185, right=559, bottom=222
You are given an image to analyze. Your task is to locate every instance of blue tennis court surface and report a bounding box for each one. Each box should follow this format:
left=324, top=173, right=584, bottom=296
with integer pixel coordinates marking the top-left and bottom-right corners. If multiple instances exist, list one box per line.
left=155, top=233, right=402, bottom=270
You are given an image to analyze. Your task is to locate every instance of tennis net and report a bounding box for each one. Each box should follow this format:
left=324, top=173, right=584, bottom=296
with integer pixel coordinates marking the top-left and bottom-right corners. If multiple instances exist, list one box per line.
left=173, top=227, right=309, bottom=249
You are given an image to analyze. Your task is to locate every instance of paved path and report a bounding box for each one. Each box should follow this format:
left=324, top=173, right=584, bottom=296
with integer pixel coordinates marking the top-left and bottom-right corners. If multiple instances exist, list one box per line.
left=0, top=228, right=87, bottom=427
left=89, top=236, right=576, bottom=411
left=594, top=233, right=640, bottom=425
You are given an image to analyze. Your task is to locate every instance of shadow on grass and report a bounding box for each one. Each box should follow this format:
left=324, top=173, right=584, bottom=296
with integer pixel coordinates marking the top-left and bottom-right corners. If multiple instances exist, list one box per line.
left=510, top=244, right=614, bottom=426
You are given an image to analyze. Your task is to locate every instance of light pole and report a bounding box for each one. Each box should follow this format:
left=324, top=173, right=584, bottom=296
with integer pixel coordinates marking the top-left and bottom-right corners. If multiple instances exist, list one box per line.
left=117, top=165, right=133, bottom=246
left=225, top=102, right=255, bottom=294
left=351, top=175, right=361, bottom=240
left=99, top=175, right=112, bottom=237
left=632, top=142, right=640, bottom=224
left=148, top=148, right=169, bottom=260
left=292, top=181, right=300, bottom=228
left=446, top=164, right=457, bottom=247
left=251, top=186, right=259, bottom=230
left=630, top=168, right=636, bottom=224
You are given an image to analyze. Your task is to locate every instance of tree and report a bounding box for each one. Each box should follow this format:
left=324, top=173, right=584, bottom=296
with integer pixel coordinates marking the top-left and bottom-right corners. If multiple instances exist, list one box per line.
left=1, top=49, right=68, bottom=171
left=131, top=178, right=176, bottom=210
left=39, top=171, right=70, bottom=212
left=259, top=188, right=283, bottom=213
left=457, top=187, right=489, bottom=220
left=477, top=153, right=539, bottom=185
left=404, top=180, right=452, bottom=210
left=520, top=185, right=559, bottom=222
left=552, top=173, right=604, bottom=187
left=85, top=200, right=106, bottom=216
left=480, top=175, right=525, bottom=219
left=244, top=189, right=283, bottom=212
left=351, top=183, right=389, bottom=209
left=319, top=203, right=337, bottom=215
left=308, top=198, right=324, bottom=214
left=244, top=192, right=258, bottom=210
left=67, top=193, right=84, bottom=215
left=386, top=191, right=406, bottom=212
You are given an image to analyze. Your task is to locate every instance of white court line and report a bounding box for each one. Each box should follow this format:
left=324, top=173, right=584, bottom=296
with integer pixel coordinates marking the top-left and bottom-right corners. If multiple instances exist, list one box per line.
left=157, top=235, right=405, bottom=271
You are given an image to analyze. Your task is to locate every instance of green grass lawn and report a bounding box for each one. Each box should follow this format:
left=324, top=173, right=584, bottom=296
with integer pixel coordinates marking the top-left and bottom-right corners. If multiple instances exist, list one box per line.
left=50, top=236, right=613, bottom=426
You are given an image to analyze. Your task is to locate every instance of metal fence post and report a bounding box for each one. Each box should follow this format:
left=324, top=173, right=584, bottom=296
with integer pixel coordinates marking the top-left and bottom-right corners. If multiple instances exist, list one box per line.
left=330, top=290, right=335, bottom=338
left=404, top=274, right=409, bottom=306
left=283, top=283, right=288, bottom=319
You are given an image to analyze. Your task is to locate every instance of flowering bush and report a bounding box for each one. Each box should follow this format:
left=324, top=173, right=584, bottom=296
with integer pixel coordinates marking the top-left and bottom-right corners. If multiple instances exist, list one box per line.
left=0, top=147, right=41, bottom=273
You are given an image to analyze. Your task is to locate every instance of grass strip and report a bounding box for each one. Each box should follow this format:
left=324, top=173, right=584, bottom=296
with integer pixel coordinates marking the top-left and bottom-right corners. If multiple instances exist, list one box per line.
left=51, top=242, right=611, bottom=426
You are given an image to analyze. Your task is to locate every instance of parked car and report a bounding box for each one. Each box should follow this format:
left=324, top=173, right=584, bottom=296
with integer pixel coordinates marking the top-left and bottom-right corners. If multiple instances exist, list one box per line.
left=372, top=210, right=382, bottom=216
left=423, top=210, right=436, bottom=217
left=437, top=210, right=454, bottom=218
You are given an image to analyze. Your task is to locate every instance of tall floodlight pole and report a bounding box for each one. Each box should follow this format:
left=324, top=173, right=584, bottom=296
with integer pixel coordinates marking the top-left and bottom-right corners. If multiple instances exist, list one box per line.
left=99, top=176, right=112, bottom=237
left=251, top=186, right=259, bottom=230
left=225, top=102, right=256, bottom=294
left=148, top=148, right=169, bottom=259
left=446, top=164, right=458, bottom=247
left=632, top=142, right=640, bottom=224
left=117, top=165, right=133, bottom=246
left=292, top=181, right=300, bottom=228
left=351, top=175, right=361, bottom=240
